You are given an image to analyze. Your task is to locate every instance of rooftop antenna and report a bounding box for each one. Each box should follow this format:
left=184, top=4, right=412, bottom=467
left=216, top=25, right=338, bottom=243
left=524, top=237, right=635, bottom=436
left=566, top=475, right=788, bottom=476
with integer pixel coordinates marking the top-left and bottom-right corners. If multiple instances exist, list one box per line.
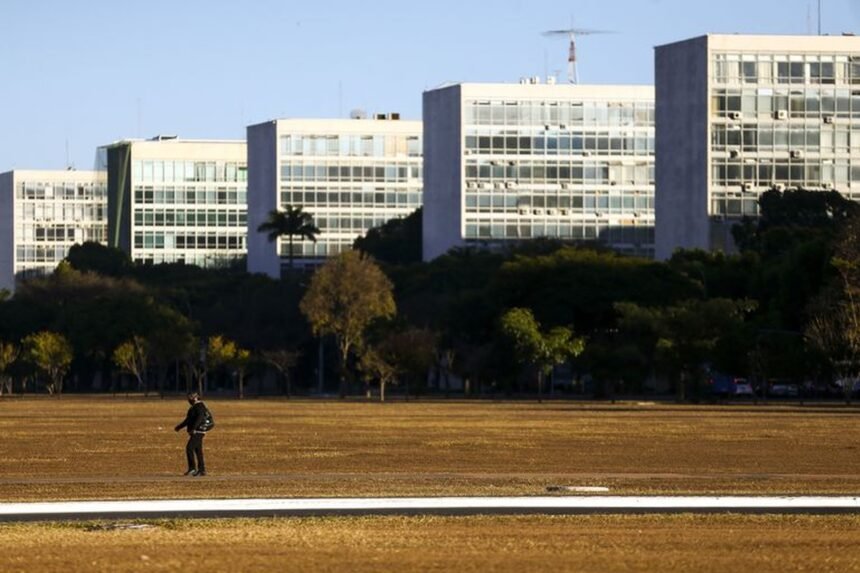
left=819, top=0, right=822, bottom=35
left=542, top=20, right=613, bottom=84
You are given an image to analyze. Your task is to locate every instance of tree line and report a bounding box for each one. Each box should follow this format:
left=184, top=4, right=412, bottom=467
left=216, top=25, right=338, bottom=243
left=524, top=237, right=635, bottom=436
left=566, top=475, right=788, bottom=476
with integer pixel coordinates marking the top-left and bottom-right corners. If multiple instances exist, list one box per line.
left=0, top=191, right=858, bottom=401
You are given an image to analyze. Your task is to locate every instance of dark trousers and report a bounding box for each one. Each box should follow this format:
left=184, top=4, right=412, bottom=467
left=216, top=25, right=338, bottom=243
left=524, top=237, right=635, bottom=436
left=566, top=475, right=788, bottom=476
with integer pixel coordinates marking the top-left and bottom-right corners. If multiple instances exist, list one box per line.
left=186, top=432, right=205, bottom=472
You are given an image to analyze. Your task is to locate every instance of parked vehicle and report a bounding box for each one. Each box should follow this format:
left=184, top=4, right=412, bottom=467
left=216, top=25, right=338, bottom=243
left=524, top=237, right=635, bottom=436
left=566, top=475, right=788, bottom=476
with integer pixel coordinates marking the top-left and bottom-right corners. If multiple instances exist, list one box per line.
left=833, top=378, right=860, bottom=397
left=769, top=382, right=800, bottom=398
left=707, top=373, right=751, bottom=398
left=734, top=381, right=755, bottom=397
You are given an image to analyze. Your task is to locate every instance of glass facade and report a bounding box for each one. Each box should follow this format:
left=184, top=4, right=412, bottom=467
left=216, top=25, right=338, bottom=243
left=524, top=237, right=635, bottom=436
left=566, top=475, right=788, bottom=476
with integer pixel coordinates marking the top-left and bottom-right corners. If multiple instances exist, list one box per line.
left=462, top=96, right=655, bottom=257
left=277, top=127, right=422, bottom=259
left=13, top=175, right=107, bottom=280
left=129, top=154, right=247, bottom=267
left=710, top=51, right=860, bottom=218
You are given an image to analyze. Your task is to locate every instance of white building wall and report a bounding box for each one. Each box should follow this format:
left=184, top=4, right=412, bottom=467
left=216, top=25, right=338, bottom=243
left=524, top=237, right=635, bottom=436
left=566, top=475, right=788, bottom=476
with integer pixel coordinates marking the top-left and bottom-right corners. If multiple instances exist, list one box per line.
left=0, top=170, right=107, bottom=292
left=0, top=172, right=14, bottom=293
left=656, top=34, right=860, bottom=257
left=423, top=82, right=656, bottom=261
left=103, top=139, right=247, bottom=267
left=248, top=117, right=422, bottom=275
left=655, top=36, right=711, bottom=260
left=423, top=85, right=464, bottom=261
left=247, top=122, right=280, bottom=277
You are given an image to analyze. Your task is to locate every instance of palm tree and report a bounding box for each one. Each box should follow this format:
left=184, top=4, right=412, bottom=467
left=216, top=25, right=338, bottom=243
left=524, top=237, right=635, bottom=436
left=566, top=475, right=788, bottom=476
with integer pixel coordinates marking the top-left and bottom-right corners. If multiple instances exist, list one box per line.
left=257, top=206, right=321, bottom=269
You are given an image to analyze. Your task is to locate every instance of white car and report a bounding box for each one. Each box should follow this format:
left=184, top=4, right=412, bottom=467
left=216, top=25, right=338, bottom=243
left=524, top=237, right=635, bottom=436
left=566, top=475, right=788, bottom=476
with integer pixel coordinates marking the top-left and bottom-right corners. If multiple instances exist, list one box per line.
left=734, top=382, right=755, bottom=397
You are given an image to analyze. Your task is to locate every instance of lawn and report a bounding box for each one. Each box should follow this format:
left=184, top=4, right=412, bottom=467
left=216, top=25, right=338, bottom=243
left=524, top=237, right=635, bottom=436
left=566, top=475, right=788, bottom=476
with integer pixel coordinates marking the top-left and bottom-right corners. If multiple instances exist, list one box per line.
left=0, top=397, right=858, bottom=501
left=1, top=515, right=859, bottom=573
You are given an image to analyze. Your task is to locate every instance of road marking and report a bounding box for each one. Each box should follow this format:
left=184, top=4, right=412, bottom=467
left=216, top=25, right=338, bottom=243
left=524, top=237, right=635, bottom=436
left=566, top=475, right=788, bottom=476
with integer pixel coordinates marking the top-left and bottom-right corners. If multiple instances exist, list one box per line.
left=1, top=496, right=860, bottom=521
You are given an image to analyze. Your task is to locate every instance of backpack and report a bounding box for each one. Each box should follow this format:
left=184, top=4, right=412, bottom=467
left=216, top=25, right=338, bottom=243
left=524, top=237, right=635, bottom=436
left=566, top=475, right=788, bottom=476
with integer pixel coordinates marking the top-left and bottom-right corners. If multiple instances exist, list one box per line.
left=199, top=404, right=215, bottom=432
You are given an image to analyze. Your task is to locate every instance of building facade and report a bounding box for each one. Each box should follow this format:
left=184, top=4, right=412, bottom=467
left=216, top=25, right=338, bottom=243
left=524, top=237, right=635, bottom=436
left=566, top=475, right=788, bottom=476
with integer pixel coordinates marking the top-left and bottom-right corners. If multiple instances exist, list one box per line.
left=0, top=170, right=107, bottom=292
left=656, top=34, right=860, bottom=259
left=247, top=117, right=423, bottom=277
left=422, top=82, right=656, bottom=261
left=101, top=138, right=247, bottom=267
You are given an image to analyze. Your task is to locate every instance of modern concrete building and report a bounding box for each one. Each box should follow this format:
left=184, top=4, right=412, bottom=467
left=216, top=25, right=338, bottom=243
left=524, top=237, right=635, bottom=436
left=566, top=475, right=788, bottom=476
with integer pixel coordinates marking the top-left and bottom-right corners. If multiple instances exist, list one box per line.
left=422, top=82, right=656, bottom=261
left=101, top=137, right=247, bottom=267
left=656, top=34, right=860, bottom=259
left=0, top=169, right=107, bottom=292
left=247, top=116, right=422, bottom=277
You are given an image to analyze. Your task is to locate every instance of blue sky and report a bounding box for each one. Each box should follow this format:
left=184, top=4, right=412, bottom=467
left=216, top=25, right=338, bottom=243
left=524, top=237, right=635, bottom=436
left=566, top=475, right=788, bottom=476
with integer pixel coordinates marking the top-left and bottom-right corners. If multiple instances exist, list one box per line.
left=1, top=0, right=859, bottom=170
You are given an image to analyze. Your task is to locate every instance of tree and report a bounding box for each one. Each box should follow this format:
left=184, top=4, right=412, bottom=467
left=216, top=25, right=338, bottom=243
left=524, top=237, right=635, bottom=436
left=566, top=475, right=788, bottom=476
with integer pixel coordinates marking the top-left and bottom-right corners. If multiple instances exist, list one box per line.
left=382, top=327, right=436, bottom=398
left=233, top=348, right=251, bottom=400
left=615, top=299, right=756, bottom=401
left=66, top=242, right=132, bottom=277
left=257, top=206, right=321, bottom=269
left=300, top=251, right=396, bottom=397
left=207, top=335, right=238, bottom=397
left=184, top=337, right=208, bottom=396
left=112, top=336, right=149, bottom=394
left=354, top=208, right=422, bottom=265
left=261, top=349, right=301, bottom=397
left=358, top=346, right=399, bottom=402
left=806, top=215, right=860, bottom=402
left=0, top=342, right=18, bottom=395
left=23, top=331, right=73, bottom=395
left=500, top=308, right=585, bottom=402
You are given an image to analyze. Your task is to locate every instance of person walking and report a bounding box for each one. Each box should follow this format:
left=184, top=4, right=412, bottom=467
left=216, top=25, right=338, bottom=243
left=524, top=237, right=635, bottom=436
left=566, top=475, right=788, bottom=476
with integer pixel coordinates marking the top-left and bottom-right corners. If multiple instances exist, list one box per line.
left=174, top=392, right=213, bottom=476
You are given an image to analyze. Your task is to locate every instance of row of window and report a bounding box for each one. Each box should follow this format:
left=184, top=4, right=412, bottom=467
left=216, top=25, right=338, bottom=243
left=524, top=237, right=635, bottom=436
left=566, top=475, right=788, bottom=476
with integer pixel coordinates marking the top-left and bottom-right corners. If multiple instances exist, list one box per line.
left=711, top=160, right=860, bottom=187
left=711, top=124, right=860, bottom=152
left=133, top=161, right=247, bottom=184
left=279, top=163, right=422, bottom=183
left=307, top=215, right=404, bottom=233
left=133, top=232, right=246, bottom=250
left=280, top=189, right=421, bottom=209
left=463, top=220, right=655, bottom=244
left=464, top=193, right=654, bottom=213
left=133, top=186, right=247, bottom=206
left=16, top=225, right=105, bottom=243
left=465, top=162, right=654, bottom=185
left=465, top=133, right=655, bottom=155
left=17, top=183, right=105, bottom=201
left=133, top=209, right=246, bottom=228
left=712, top=53, right=860, bottom=85
left=712, top=87, right=860, bottom=118
left=15, top=245, right=69, bottom=263
left=280, top=240, right=354, bottom=258
left=15, top=203, right=105, bottom=222
left=465, top=101, right=655, bottom=127
left=280, top=135, right=421, bottom=158
left=134, top=253, right=241, bottom=267
left=712, top=191, right=860, bottom=217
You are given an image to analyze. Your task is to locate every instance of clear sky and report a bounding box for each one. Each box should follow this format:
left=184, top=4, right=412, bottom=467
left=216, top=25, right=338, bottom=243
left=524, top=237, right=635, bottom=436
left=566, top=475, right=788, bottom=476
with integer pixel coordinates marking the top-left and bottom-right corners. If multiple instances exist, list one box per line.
left=1, top=0, right=859, bottom=170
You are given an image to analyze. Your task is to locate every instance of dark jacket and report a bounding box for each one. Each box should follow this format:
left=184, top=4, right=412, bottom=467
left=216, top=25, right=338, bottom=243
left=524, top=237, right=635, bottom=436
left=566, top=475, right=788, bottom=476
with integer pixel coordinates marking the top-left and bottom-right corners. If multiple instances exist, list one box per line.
left=175, top=401, right=209, bottom=434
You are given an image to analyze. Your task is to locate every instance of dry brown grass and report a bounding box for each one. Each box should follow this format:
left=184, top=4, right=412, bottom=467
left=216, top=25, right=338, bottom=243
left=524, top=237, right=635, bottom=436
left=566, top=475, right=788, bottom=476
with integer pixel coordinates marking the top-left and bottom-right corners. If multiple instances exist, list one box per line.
left=1, top=514, right=859, bottom=573
left=0, top=397, right=859, bottom=501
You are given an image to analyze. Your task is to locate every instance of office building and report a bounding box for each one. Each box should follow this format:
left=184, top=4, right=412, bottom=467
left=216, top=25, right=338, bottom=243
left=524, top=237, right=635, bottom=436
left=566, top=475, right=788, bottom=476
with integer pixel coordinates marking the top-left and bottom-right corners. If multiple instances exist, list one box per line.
left=101, top=137, right=247, bottom=266
left=247, top=116, right=422, bottom=276
left=656, top=34, right=860, bottom=259
left=0, top=169, right=107, bottom=292
left=422, top=82, right=656, bottom=261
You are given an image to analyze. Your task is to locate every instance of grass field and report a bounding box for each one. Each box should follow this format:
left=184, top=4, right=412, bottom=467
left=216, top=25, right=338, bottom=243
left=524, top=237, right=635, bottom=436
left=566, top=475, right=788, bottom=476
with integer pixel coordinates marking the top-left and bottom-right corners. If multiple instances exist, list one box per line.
left=0, top=397, right=859, bottom=501
left=1, top=515, right=859, bottom=573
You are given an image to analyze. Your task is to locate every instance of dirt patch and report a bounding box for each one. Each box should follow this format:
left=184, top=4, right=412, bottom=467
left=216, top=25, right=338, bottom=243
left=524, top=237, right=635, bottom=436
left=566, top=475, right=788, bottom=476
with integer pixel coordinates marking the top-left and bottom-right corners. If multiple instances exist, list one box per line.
left=0, top=514, right=858, bottom=573
left=1, top=398, right=859, bottom=501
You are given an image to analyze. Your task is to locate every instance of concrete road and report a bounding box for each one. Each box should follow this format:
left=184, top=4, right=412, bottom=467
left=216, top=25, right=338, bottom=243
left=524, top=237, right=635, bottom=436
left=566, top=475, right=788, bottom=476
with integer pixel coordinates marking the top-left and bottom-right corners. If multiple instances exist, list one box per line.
left=1, top=496, right=859, bottom=521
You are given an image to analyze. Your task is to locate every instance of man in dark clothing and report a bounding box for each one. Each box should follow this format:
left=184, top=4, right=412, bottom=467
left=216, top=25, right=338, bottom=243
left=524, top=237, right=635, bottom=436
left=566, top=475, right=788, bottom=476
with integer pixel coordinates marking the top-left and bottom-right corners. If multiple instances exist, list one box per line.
left=174, top=392, right=210, bottom=476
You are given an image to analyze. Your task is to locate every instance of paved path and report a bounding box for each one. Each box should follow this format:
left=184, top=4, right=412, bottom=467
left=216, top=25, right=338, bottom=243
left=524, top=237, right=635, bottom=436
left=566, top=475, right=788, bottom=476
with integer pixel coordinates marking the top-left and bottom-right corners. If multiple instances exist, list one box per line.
left=1, top=496, right=859, bottom=521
